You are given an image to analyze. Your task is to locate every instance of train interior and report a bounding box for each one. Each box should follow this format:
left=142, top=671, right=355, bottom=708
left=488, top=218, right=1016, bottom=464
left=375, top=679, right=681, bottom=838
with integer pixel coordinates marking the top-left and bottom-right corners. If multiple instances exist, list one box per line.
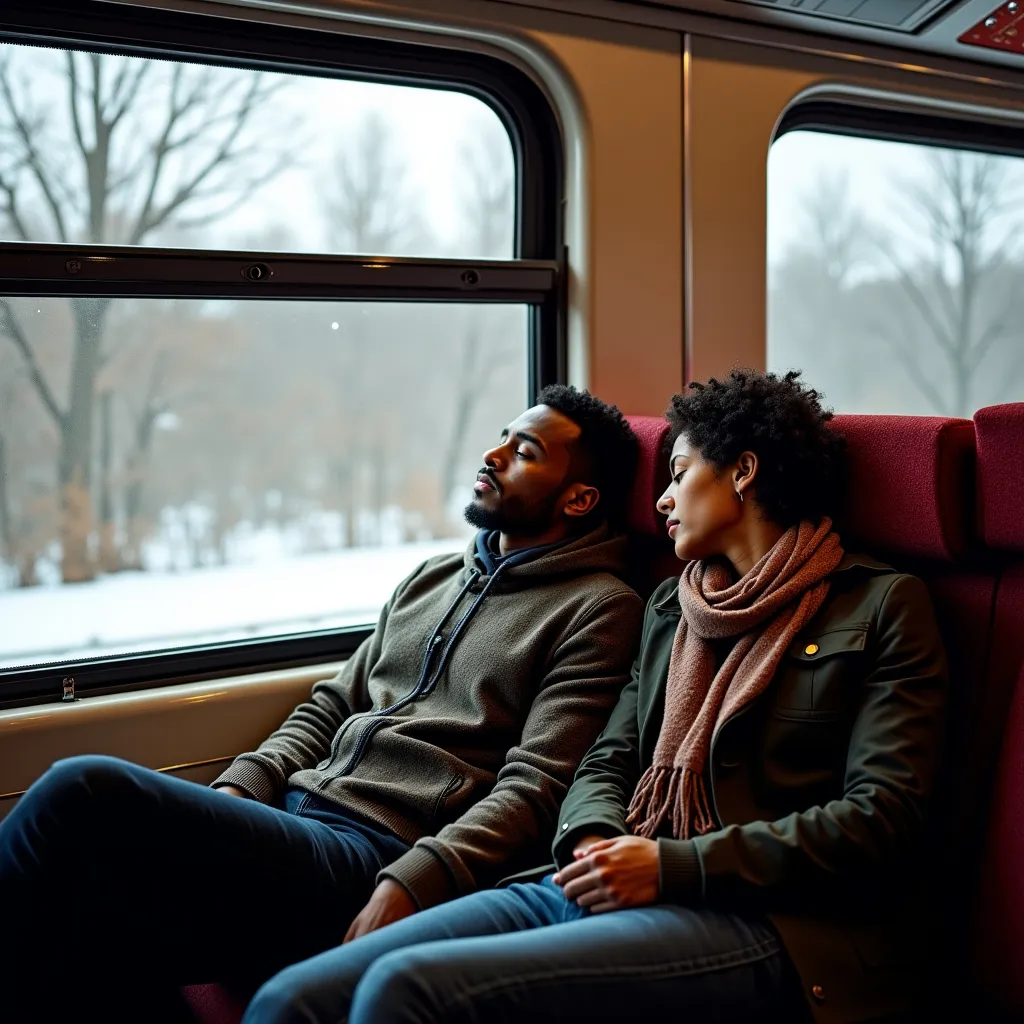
left=0, top=0, right=1023, bottom=1019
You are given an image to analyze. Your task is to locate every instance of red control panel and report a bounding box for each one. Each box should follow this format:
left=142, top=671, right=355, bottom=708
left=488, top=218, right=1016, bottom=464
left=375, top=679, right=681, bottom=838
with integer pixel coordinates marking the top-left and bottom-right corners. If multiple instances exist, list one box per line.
left=960, top=3, right=1024, bottom=53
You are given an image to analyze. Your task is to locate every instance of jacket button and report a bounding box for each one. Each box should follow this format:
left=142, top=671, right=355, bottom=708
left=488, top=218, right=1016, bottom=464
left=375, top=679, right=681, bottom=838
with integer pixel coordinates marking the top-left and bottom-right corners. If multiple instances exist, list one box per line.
left=811, top=985, right=825, bottom=1003
left=804, top=643, right=820, bottom=656
left=561, top=823, right=569, bottom=831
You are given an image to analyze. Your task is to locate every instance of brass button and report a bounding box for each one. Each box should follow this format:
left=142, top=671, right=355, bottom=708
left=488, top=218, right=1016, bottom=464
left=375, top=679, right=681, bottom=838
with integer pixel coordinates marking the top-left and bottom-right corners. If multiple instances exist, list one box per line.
left=804, top=643, right=820, bottom=656
left=811, top=985, right=825, bottom=1003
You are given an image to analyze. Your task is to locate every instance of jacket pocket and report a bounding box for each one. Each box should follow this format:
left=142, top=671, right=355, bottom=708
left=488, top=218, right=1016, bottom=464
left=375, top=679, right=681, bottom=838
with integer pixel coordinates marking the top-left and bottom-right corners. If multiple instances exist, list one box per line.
left=773, top=625, right=869, bottom=721
left=433, top=774, right=465, bottom=819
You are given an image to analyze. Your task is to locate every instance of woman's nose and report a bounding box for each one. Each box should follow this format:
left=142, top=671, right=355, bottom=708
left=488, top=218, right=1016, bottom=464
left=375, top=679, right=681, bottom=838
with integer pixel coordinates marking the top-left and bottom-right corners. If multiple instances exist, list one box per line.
left=656, top=491, right=673, bottom=516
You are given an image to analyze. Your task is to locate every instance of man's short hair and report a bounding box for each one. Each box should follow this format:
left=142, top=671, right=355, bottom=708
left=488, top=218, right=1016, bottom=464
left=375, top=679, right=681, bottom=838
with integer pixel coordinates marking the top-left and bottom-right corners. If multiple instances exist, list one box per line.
left=536, top=384, right=638, bottom=529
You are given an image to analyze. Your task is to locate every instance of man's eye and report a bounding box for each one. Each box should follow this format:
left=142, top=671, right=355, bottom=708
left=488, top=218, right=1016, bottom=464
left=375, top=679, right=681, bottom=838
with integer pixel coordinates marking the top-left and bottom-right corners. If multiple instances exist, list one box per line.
left=516, top=449, right=534, bottom=459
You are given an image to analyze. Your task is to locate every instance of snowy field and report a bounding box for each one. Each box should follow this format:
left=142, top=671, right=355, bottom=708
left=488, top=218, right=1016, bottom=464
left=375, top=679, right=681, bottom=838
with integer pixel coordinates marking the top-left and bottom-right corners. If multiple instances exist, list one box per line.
left=0, top=540, right=464, bottom=669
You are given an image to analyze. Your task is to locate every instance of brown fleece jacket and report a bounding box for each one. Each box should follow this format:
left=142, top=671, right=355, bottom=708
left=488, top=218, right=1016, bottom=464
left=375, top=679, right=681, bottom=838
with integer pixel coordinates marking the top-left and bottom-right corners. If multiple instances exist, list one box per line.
left=213, top=525, right=643, bottom=910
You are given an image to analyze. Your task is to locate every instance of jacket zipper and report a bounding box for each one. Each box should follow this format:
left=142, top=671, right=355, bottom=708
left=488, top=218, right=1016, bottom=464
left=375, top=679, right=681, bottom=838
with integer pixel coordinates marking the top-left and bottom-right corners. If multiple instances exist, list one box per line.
left=322, top=567, right=491, bottom=782
left=323, top=631, right=446, bottom=768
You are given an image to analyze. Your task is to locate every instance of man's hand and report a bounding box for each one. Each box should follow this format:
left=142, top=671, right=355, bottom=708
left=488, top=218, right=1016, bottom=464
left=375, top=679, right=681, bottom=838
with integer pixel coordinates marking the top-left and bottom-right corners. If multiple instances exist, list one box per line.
left=216, top=785, right=249, bottom=799
left=553, top=836, right=660, bottom=914
left=572, top=834, right=611, bottom=858
left=344, top=879, right=417, bottom=943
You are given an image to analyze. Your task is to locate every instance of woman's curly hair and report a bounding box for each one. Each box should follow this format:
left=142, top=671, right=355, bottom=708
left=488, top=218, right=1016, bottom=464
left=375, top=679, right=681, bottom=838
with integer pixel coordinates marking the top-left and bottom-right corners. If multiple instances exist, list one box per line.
left=666, top=369, right=846, bottom=528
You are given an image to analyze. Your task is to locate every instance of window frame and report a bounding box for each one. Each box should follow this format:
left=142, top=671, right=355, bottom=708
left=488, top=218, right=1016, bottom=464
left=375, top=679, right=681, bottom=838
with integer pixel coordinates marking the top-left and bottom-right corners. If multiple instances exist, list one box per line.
left=0, top=0, right=565, bottom=706
left=776, top=99, right=1024, bottom=161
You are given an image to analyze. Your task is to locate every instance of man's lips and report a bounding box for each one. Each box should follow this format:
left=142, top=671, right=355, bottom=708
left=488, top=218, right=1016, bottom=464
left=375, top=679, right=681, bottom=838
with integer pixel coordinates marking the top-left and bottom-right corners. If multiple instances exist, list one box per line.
left=475, top=473, right=500, bottom=494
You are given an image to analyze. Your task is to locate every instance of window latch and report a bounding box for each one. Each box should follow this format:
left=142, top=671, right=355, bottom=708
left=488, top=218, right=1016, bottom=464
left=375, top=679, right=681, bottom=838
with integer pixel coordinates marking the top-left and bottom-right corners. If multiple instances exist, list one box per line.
left=61, top=676, right=77, bottom=703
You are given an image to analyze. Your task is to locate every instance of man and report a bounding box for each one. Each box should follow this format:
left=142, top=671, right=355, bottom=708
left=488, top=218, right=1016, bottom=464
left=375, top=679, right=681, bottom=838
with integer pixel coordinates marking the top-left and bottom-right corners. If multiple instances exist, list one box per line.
left=0, top=385, right=643, bottom=1023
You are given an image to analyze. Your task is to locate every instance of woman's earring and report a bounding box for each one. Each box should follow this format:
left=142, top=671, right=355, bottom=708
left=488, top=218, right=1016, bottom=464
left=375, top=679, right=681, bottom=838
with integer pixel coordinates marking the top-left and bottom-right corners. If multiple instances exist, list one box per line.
left=737, top=491, right=744, bottom=504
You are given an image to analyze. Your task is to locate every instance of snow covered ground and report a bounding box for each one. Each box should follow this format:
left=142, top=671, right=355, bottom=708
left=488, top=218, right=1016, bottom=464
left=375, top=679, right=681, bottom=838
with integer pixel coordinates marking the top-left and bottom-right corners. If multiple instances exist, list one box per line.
left=0, top=540, right=465, bottom=669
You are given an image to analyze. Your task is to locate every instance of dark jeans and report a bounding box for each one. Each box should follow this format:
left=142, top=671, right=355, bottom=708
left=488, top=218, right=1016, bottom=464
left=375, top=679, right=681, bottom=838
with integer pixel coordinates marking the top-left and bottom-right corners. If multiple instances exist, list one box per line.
left=0, top=755, right=408, bottom=1023
left=245, top=874, right=801, bottom=1024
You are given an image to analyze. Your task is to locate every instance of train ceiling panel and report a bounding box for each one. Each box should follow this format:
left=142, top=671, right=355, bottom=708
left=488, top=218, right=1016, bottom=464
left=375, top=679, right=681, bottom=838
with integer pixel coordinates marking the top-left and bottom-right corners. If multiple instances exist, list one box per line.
left=720, top=0, right=961, bottom=32
left=545, top=0, right=1024, bottom=74
left=960, top=2, right=1024, bottom=51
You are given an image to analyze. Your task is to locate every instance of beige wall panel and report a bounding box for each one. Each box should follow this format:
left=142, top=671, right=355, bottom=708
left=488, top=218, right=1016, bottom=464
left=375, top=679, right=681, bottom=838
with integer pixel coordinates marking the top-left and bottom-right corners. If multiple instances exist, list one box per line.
left=0, top=664, right=342, bottom=800
left=686, top=39, right=815, bottom=384
left=535, top=26, right=684, bottom=413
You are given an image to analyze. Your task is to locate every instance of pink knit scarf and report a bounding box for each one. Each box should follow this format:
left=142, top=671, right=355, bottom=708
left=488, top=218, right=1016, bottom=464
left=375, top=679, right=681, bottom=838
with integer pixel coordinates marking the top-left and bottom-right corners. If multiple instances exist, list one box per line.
left=626, top=518, right=844, bottom=841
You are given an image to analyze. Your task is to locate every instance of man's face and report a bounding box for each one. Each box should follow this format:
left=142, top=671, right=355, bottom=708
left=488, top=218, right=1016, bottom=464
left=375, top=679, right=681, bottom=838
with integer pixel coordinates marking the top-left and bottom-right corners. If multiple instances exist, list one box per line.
left=464, top=404, right=584, bottom=536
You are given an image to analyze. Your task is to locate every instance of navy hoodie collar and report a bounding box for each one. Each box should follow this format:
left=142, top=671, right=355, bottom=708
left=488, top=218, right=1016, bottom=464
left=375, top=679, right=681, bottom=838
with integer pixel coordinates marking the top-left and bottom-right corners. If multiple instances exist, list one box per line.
left=473, top=530, right=571, bottom=577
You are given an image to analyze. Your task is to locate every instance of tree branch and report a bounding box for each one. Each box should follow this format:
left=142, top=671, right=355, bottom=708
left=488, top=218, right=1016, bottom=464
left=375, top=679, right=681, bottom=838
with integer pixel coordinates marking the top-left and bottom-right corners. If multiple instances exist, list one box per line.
left=879, top=250, right=957, bottom=359
left=868, top=317, right=950, bottom=415
left=0, top=162, right=30, bottom=240
left=0, top=63, right=71, bottom=242
left=0, top=300, right=65, bottom=429
left=130, top=73, right=280, bottom=244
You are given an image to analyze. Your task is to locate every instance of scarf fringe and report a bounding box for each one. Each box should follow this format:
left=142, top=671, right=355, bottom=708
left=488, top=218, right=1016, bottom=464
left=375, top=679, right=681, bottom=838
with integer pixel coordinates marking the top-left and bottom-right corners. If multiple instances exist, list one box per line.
left=626, top=764, right=716, bottom=841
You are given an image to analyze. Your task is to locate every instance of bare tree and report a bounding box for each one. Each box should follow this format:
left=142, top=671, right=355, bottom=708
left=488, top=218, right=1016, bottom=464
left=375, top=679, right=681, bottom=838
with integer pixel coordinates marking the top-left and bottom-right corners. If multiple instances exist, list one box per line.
left=440, top=124, right=515, bottom=511
left=0, top=427, right=11, bottom=573
left=796, top=170, right=872, bottom=288
left=871, top=151, right=1023, bottom=416
left=0, top=49, right=293, bottom=581
left=325, top=114, right=428, bottom=545
left=326, top=113, right=426, bottom=255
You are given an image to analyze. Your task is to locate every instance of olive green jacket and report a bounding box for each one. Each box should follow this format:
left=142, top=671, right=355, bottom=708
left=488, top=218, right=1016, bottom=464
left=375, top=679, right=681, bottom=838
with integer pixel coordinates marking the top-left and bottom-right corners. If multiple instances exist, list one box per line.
left=533, top=554, right=948, bottom=1024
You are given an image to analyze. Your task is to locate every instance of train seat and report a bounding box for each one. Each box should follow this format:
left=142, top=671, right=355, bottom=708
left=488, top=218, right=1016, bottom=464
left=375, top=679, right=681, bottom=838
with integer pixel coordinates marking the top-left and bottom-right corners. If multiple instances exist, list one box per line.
left=969, top=402, right=1024, bottom=1017
left=623, top=415, right=676, bottom=599
left=182, top=408, right=1007, bottom=1023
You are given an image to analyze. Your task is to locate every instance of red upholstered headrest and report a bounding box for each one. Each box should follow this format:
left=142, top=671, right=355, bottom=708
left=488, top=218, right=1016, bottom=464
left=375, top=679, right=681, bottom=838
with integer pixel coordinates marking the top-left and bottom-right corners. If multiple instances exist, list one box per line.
left=625, top=413, right=975, bottom=561
left=625, top=415, right=671, bottom=536
left=974, top=404, right=1024, bottom=552
left=833, top=415, right=975, bottom=562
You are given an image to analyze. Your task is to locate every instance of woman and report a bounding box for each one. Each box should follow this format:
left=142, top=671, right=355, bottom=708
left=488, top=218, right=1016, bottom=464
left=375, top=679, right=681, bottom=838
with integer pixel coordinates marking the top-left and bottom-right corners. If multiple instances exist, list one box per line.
left=243, top=369, right=947, bottom=1024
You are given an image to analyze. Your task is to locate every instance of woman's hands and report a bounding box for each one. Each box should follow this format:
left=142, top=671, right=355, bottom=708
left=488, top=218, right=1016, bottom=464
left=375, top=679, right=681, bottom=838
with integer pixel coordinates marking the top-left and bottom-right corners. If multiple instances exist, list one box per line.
left=553, top=835, right=660, bottom=914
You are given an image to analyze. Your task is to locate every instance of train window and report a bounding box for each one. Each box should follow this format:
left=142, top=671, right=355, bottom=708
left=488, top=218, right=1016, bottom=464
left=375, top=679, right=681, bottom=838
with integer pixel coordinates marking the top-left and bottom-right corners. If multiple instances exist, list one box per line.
left=768, top=129, right=1024, bottom=416
left=0, top=43, right=514, bottom=259
left=0, top=298, right=527, bottom=670
left=0, top=11, right=561, bottom=700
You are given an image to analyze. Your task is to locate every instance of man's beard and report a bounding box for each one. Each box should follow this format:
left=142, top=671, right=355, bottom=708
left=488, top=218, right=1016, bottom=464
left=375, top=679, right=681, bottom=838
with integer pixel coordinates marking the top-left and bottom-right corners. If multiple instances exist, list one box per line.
left=463, top=492, right=560, bottom=536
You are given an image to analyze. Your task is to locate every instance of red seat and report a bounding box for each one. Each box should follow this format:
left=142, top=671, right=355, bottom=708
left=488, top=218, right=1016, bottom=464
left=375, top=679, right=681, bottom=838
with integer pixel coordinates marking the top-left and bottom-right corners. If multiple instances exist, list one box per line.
left=973, top=662, right=1024, bottom=1015
left=182, top=407, right=1024, bottom=1022
left=969, top=404, right=1024, bottom=1016
left=623, top=415, right=677, bottom=599
left=182, top=983, right=247, bottom=1023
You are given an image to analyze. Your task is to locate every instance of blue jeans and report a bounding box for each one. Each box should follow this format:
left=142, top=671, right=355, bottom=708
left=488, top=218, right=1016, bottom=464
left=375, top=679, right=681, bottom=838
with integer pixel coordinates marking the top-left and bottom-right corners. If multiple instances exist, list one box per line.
left=0, top=755, right=408, bottom=1023
left=245, top=875, right=801, bottom=1024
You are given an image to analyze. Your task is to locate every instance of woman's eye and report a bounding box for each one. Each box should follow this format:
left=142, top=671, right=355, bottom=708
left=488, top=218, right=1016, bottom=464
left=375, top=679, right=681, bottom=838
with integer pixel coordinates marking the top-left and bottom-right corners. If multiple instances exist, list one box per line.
left=673, top=471, right=685, bottom=484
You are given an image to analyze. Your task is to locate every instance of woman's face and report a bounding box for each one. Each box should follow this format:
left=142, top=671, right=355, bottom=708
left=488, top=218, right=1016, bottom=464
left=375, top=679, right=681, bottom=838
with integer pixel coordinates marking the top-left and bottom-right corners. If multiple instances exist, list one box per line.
left=657, top=433, right=746, bottom=562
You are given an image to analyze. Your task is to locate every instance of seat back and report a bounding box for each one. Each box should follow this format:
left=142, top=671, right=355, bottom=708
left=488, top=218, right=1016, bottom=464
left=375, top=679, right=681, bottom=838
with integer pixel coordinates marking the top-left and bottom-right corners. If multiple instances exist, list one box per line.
left=832, top=415, right=994, bottom=916
left=969, top=404, right=1024, bottom=1015
left=624, top=415, right=677, bottom=599
left=622, top=410, right=991, bottom=1006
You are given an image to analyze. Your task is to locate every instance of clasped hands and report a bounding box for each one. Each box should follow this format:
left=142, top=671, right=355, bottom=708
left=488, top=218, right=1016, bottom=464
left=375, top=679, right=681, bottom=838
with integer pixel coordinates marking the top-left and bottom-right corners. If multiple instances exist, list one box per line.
left=220, top=786, right=658, bottom=934
left=343, top=834, right=660, bottom=944
left=552, top=833, right=660, bottom=914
